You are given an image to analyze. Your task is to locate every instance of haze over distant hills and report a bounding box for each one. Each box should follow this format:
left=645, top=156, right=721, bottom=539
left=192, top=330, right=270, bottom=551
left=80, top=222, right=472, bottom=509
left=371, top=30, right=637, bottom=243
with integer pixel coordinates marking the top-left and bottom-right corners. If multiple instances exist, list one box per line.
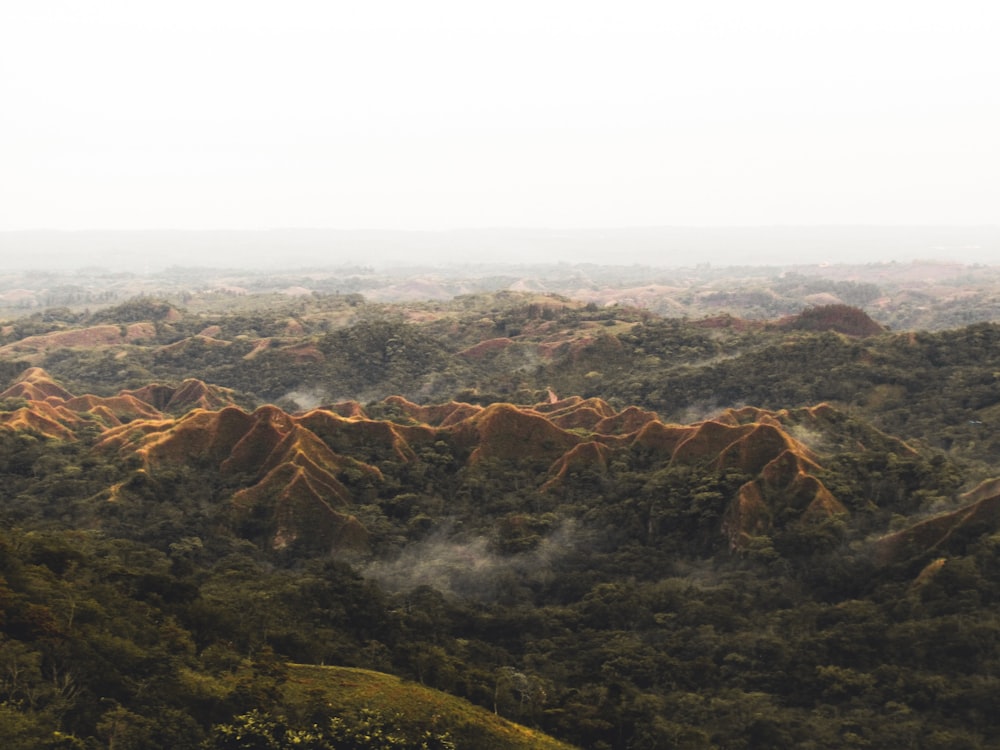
left=3, top=225, right=999, bottom=272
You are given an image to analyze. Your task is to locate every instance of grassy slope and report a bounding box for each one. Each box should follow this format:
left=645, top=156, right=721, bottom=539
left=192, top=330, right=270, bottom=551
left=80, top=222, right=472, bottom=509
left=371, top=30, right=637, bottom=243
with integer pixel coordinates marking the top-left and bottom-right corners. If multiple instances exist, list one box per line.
left=284, top=664, right=578, bottom=750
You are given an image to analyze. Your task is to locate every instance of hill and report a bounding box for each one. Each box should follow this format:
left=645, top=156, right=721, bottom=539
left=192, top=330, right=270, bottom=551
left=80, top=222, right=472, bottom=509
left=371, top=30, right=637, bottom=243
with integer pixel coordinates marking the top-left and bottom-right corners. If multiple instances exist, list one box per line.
left=2, top=291, right=1000, bottom=474
left=2, top=367, right=913, bottom=560
left=3, top=290, right=1000, bottom=748
left=281, top=665, right=576, bottom=750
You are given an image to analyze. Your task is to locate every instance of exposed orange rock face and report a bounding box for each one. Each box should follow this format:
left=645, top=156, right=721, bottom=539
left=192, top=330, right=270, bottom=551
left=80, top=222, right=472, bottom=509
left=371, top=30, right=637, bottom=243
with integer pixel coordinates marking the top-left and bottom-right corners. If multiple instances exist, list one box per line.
left=0, top=367, right=74, bottom=401
left=219, top=405, right=297, bottom=474
left=59, top=394, right=163, bottom=424
left=156, top=335, right=232, bottom=357
left=451, top=402, right=582, bottom=463
left=719, top=461, right=846, bottom=551
left=242, top=339, right=273, bottom=359
left=0, top=366, right=873, bottom=557
left=594, top=406, right=659, bottom=435
left=102, top=408, right=249, bottom=466
left=101, top=404, right=379, bottom=554
left=298, top=408, right=432, bottom=463
left=632, top=421, right=699, bottom=457
left=0, top=402, right=80, bottom=440
left=0, top=325, right=147, bottom=357
left=231, top=462, right=367, bottom=553
left=323, top=401, right=367, bottom=418
left=457, top=337, right=514, bottom=359
left=762, top=449, right=816, bottom=489
left=674, top=420, right=756, bottom=464
left=125, top=322, right=157, bottom=341
left=777, top=304, right=886, bottom=337
left=122, top=379, right=238, bottom=412
left=542, top=441, right=612, bottom=490
left=912, top=557, right=947, bottom=588
left=573, top=407, right=852, bottom=551
left=381, top=396, right=481, bottom=427
left=0, top=369, right=171, bottom=436
left=171, top=379, right=238, bottom=411
left=532, top=397, right=617, bottom=431
left=691, top=315, right=763, bottom=332
left=120, top=384, right=177, bottom=410
left=283, top=318, right=305, bottom=336
left=281, top=343, right=324, bottom=364
left=722, top=482, right=771, bottom=546
left=873, top=482, right=1000, bottom=566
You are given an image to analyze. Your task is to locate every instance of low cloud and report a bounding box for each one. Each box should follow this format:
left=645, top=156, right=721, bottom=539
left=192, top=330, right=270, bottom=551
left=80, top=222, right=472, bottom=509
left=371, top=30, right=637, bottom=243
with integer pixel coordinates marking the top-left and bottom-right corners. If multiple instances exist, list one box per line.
left=363, top=520, right=582, bottom=601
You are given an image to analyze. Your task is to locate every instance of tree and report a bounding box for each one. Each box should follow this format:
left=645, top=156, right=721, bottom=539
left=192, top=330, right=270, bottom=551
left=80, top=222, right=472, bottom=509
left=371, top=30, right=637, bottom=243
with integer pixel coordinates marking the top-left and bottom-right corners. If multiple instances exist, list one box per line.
left=205, top=708, right=455, bottom=750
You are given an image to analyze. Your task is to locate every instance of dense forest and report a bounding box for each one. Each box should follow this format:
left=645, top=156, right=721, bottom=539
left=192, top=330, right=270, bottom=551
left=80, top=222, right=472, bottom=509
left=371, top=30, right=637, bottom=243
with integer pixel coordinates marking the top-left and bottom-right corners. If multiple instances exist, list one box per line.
left=2, top=287, right=1000, bottom=748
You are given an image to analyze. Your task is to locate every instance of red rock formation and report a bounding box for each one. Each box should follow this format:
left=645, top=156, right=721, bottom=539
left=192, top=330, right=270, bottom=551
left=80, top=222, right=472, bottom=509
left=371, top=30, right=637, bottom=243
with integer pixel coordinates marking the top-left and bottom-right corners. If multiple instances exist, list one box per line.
left=122, top=379, right=237, bottom=412
left=874, top=487, right=1000, bottom=566
left=778, top=304, right=886, bottom=337
left=59, top=394, right=162, bottom=424
left=532, top=397, right=618, bottom=431
left=594, top=405, right=658, bottom=435
left=457, top=337, right=514, bottom=359
left=100, top=404, right=379, bottom=553
left=0, top=365, right=876, bottom=559
left=323, top=401, right=367, bottom=419
left=632, top=421, right=696, bottom=458
left=298, top=408, right=429, bottom=463
left=0, top=369, right=168, bottom=436
left=0, top=325, right=135, bottom=357
left=0, top=403, right=79, bottom=440
left=155, top=335, right=231, bottom=357
left=542, top=441, right=611, bottom=490
left=451, top=402, right=581, bottom=463
left=381, top=395, right=481, bottom=427
left=722, top=482, right=772, bottom=549
left=0, top=367, right=74, bottom=401
left=231, top=463, right=367, bottom=553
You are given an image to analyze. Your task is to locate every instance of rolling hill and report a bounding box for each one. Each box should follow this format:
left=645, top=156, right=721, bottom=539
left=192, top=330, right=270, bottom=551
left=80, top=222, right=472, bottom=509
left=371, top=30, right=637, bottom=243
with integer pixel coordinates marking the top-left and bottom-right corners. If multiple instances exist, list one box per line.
left=2, top=290, right=1000, bottom=748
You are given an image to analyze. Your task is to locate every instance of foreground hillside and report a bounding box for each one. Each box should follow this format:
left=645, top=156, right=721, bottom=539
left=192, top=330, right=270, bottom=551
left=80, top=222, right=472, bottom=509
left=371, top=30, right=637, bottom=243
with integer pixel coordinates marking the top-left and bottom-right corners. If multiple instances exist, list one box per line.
left=282, top=665, right=575, bottom=750
left=2, top=361, right=1000, bottom=747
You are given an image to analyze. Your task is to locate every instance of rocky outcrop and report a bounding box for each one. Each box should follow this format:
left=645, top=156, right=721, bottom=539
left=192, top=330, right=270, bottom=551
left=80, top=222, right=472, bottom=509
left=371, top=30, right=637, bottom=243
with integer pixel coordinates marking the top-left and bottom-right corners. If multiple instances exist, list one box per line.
left=122, top=379, right=238, bottom=412
left=100, top=404, right=376, bottom=554
left=0, top=366, right=906, bottom=558
left=0, top=324, right=155, bottom=358
left=457, top=337, right=514, bottom=359
left=451, top=402, right=582, bottom=463
left=0, top=367, right=74, bottom=401
left=874, top=480, right=1000, bottom=566
left=1, top=368, right=167, bottom=434
left=777, top=304, right=886, bottom=337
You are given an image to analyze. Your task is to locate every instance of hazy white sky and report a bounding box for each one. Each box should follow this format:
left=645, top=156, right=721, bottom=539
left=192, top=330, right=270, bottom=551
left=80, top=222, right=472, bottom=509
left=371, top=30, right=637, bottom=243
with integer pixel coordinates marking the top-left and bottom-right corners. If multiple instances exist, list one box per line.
left=2, top=1, right=998, bottom=231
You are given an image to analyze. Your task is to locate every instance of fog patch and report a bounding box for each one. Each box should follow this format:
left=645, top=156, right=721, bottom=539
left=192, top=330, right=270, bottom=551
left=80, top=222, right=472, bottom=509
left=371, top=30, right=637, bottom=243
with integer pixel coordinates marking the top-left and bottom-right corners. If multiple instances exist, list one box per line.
left=279, top=387, right=327, bottom=411
left=363, top=520, right=582, bottom=601
left=788, top=424, right=827, bottom=451
left=676, top=401, right=746, bottom=425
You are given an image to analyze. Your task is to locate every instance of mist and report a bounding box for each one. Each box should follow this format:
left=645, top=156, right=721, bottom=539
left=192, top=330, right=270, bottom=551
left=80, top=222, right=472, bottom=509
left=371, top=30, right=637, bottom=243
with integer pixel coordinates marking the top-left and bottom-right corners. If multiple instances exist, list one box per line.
left=362, top=520, right=584, bottom=601
left=3, top=226, right=1000, bottom=274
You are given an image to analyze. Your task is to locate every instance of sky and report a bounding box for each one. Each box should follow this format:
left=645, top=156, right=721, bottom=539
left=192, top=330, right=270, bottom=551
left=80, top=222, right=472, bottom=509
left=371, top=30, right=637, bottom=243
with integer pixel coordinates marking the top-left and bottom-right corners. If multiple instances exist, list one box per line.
left=2, top=1, right=999, bottom=232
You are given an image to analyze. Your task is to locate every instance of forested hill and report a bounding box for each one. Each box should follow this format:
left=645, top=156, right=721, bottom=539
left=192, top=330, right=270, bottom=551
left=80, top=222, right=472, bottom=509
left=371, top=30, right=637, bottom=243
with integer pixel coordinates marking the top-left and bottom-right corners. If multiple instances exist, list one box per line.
left=4, top=292, right=1000, bottom=470
left=2, top=294, right=1000, bottom=747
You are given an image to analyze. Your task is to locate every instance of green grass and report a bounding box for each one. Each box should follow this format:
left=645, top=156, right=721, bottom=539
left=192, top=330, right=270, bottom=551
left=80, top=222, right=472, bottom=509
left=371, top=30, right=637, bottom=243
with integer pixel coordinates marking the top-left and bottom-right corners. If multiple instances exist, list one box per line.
left=283, top=664, right=578, bottom=750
